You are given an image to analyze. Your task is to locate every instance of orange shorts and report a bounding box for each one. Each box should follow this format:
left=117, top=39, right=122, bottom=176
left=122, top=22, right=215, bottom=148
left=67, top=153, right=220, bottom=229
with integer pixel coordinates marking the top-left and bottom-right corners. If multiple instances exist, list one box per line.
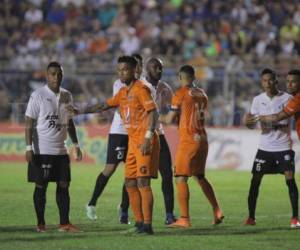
left=125, top=133, right=160, bottom=179
left=174, top=139, right=208, bottom=177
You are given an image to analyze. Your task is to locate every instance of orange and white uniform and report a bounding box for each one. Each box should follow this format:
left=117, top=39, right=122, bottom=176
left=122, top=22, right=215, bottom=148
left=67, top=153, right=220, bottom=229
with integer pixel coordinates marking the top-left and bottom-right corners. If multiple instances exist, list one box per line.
left=107, top=79, right=160, bottom=178
left=171, top=86, right=208, bottom=176
left=283, top=92, right=300, bottom=139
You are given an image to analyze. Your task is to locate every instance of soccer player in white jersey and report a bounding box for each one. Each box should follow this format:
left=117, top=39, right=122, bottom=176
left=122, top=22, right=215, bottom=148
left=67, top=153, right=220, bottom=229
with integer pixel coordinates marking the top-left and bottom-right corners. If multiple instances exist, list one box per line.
left=25, top=61, right=82, bottom=232
left=85, top=54, right=143, bottom=223
left=142, top=57, right=176, bottom=224
left=244, top=68, right=300, bottom=227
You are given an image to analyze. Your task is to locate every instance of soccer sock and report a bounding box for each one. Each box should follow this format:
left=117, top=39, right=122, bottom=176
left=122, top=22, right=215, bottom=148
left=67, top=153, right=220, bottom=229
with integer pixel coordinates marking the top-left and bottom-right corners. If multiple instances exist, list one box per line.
left=120, top=183, right=129, bottom=214
left=286, top=179, right=299, bottom=218
left=159, top=164, right=174, bottom=215
left=138, top=186, right=154, bottom=225
left=248, top=174, right=262, bottom=219
left=176, top=182, right=189, bottom=218
left=126, top=186, right=143, bottom=223
left=33, top=186, right=47, bottom=225
left=88, top=173, right=109, bottom=206
left=197, top=177, right=220, bottom=211
left=56, top=186, right=70, bottom=225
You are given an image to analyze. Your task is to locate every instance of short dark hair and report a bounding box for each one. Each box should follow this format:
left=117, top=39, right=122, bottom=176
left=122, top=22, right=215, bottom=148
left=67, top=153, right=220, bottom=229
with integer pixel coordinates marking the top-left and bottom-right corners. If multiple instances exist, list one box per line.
left=179, top=65, right=195, bottom=77
left=132, top=53, right=143, bottom=63
left=288, top=69, right=300, bottom=77
left=47, top=61, right=62, bottom=71
left=118, top=56, right=138, bottom=68
left=261, top=68, right=276, bottom=79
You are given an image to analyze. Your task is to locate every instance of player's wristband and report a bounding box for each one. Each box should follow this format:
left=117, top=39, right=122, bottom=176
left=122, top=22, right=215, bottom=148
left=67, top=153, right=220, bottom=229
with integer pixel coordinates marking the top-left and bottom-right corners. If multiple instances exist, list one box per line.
left=74, top=143, right=80, bottom=148
left=145, top=130, right=154, bottom=139
left=26, top=145, right=33, bottom=151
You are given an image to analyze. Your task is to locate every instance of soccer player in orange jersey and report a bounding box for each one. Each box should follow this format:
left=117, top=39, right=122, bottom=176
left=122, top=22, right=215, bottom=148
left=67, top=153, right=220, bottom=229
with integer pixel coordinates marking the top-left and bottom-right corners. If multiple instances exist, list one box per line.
left=161, top=65, right=224, bottom=227
left=68, top=56, right=159, bottom=234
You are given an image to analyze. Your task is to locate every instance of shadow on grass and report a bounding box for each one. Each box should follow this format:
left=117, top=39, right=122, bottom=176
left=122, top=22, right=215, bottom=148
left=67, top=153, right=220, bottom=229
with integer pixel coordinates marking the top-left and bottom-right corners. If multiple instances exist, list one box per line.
left=154, top=225, right=295, bottom=237
left=0, top=224, right=296, bottom=242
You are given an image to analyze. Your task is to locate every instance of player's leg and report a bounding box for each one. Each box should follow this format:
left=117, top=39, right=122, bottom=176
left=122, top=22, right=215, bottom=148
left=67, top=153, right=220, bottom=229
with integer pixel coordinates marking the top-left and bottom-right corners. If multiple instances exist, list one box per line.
left=245, top=172, right=263, bottom=225
left=33, top=182, right=48, bottom=232
left=137, top=176, right=154, bottom=234
left=125, top=178, right=143, bottom=232
left=196, top=174, right=224, bottom=225
left=169, top=142, right=192, bottom=228
left=56, top=181, right=70, bottom=226
left=119, top=182, right=130, bottom=224
left=282, top=150, right=299, bottom=227
left=87, top=134, right=128, bottom=220
left=194, top=140, right=224, bottom=225
left=124, top=146, right=144, bottom=232
left=28, top=154, right=49, bottom=232
left=158, top=135, right=175, bottom=224
left=88, top=163, right=119, bottom=207
left=285, top=171, right=299, bottom=224
left=133, top=134, right=159, bottom=234
left=54, top=155, right=80, bottom=232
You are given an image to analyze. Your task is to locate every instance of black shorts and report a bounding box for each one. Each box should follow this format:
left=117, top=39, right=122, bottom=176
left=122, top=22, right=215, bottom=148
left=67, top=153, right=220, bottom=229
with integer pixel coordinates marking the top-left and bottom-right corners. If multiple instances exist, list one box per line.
left=28, top=154, right=71, bottom=184
left=106, top=134, right=129, bottom=165
left=251, top=149, right=295, bottom=174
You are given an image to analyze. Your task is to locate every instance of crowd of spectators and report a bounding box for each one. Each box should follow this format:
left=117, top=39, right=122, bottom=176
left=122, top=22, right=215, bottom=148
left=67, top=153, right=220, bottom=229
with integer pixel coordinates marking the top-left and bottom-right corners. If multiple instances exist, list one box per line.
left=1, top=0, right=300, bottom=126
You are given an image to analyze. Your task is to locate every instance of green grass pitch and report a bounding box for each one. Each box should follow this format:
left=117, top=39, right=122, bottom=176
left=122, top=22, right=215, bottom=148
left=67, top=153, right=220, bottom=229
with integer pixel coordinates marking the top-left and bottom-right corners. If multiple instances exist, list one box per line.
left=0, top=162, right=299, bottom=250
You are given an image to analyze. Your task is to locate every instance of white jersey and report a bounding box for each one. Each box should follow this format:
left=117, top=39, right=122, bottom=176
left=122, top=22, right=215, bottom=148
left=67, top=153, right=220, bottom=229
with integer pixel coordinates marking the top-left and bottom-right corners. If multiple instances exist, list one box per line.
left=251, top=91, right=293, bottom=152
left=25, top=85, right=73, bottom=155
left=142, top=78, right=173, bottom=135
left=109, top=79, right=127, bottom=135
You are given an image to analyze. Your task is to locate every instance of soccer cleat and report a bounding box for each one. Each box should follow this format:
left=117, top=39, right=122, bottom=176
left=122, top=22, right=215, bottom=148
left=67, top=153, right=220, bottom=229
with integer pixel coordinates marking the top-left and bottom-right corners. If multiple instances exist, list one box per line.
left=86, top=205, right=97, bottom=220
left=244, top=217, right=256, bottom=226
left=290, top=217, right=300, bottom=228
left=168, top=217, right=191, bottom=228
left=123, top=222, right=143, bottom=235
left=118, top=204, right=130, bottom=224
left=137, top=224, right=154, bottom=235
left=165, top=214, right=177, bottom=225
left=58, top=223, right=82, bottom=232
left=36, top=224, right=46, bottom=233
left=213, top=209, right=224, bottom=225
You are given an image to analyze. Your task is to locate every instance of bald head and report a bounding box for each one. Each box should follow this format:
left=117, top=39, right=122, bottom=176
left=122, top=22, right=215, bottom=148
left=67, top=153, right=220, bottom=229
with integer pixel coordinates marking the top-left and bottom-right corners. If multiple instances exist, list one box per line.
left=146, top=58, right=163, bottom=83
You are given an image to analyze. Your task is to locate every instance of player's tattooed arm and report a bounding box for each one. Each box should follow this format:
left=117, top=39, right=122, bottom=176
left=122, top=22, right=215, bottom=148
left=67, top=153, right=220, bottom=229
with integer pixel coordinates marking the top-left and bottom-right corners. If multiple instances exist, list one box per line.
left=147, top=109, right=159, bottom=132
left=66, top=102, right=112, bottom=115
left=259, top=110, right=290, bottom=124
left=25, top=116, right=35, bottom=162
left=159, top=110, right=178, bottom=124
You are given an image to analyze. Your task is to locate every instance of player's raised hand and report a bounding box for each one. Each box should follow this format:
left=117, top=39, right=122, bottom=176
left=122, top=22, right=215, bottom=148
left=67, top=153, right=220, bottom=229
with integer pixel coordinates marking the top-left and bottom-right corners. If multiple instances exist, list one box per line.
left=140, top=138, right=151, bottom=155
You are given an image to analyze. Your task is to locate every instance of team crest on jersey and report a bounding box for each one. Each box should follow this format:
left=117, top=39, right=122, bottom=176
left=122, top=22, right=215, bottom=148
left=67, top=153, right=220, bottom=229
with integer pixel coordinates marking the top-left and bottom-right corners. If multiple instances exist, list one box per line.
left=140, top=166, right=147, bottom=174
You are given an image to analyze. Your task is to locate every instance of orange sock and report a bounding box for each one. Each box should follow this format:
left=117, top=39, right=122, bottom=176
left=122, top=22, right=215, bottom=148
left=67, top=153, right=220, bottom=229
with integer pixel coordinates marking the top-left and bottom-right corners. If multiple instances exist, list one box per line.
left=198, top=177, right=220, bottom=210
left=176, top=182, right=189, bottom=218
left=138, top=186, right=153, bottom=224
left=126, top=186, right=143, bottom=223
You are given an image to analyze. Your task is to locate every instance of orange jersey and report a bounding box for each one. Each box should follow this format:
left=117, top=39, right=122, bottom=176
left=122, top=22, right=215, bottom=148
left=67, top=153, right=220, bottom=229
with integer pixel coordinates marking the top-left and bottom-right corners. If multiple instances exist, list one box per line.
left=171, top=86, right=208, bottom=140
left=283, top=92, right=300, bottom=139
left=107, top=79, right=157, bottom=141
